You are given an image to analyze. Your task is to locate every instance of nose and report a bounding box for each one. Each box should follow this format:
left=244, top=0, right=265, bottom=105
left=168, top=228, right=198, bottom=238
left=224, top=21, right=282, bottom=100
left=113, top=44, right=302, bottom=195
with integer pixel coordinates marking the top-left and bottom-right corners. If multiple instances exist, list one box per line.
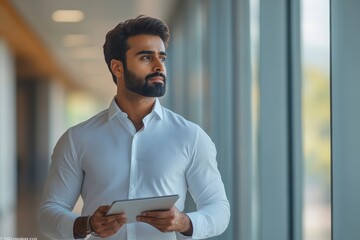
left=153, top=57, right=165, bottom=73
left=153, top=65, right=163, bottom=72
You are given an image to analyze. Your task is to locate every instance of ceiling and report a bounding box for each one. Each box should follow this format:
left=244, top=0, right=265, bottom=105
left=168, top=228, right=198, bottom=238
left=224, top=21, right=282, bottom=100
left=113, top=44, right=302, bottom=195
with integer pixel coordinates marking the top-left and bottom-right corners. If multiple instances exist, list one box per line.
left=8, top=0, right=179, bottom=101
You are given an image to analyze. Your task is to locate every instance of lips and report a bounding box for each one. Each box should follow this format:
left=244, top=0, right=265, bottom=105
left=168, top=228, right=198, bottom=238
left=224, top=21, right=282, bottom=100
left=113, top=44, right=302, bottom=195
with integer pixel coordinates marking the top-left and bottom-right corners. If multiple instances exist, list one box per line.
left=146, top=72, right=166, bottom=84
left=148, top=76, right=164, bottom=84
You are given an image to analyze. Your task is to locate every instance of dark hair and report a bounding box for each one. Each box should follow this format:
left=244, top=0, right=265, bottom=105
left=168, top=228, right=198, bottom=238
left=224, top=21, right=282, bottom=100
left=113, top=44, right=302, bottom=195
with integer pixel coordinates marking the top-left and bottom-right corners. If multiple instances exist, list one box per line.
left=103, top=15, right=170, bottom=84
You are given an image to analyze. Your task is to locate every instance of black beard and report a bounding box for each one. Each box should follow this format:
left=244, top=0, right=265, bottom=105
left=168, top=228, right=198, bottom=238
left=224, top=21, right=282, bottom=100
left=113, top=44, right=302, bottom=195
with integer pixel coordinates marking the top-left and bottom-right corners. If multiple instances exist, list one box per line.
left=123, top=68, right=166, bottom=97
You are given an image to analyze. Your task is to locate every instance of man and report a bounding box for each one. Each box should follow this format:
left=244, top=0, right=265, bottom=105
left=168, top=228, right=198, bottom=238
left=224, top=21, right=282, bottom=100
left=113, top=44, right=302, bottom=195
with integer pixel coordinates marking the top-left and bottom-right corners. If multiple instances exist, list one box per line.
left=38, top=15, right=230, bottom=239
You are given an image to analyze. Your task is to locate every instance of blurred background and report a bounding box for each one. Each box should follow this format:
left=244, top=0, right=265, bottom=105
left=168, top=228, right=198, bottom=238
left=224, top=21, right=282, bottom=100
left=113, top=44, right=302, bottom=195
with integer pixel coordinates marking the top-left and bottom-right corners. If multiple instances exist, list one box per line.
left=0, top=0, right=335, bottom=239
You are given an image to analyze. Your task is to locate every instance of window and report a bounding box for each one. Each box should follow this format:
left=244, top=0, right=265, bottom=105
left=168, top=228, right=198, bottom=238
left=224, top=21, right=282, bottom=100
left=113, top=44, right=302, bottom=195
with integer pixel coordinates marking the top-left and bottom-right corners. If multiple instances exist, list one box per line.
left=301, top=0, right=331, bottom=239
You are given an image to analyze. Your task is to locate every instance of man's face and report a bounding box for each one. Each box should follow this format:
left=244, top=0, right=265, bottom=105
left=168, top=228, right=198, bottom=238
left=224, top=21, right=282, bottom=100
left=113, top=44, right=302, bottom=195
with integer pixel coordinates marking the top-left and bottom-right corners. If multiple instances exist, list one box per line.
left=123, top=34, right=167, bottom=97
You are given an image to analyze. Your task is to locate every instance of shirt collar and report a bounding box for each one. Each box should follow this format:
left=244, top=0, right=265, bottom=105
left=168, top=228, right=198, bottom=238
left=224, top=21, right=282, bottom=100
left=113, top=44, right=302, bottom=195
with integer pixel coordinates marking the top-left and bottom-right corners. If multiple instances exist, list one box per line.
left=107, top=97, right=163, bottom=121
left=152, top=98, right=163, bottom=120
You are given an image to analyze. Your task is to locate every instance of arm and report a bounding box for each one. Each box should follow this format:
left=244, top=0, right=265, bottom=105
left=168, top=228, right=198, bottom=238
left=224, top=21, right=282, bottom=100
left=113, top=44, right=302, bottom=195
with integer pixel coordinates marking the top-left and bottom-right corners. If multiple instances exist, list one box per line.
left=38, top=130, right=127, bottom=239
left=183, top=126, right=230, bottom=239
left=38, top=130, right=83, bottom=239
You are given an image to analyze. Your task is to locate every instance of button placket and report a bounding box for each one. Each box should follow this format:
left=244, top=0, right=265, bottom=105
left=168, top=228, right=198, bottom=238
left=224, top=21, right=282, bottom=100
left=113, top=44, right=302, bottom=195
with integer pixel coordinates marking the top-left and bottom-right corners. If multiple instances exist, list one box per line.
left=127, top=133, right=138, bottom=240
left=128, top=133, right=138, bottom=199
left=127, top=223, right=136, bottom=240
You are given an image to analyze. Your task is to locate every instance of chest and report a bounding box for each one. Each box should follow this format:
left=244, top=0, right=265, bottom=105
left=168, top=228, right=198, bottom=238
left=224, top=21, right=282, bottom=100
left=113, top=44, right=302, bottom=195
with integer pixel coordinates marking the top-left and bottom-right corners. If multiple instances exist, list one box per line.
left=80, top=130, right=190, bottom=184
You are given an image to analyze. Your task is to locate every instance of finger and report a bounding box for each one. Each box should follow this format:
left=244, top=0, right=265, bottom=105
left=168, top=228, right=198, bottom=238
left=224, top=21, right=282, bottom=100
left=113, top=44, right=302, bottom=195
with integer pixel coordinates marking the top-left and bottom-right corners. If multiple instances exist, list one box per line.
left=92, top=214, right=127, bottom=234
left=142, top=206, right=178, bottom=218
left=94, top=215, right=126, bottom=229
left=97, top=223, right=126, bottom=237
left=94, top=217, right=127, bottom=237
left=141, top=210, right=174, bottom=219
left=137, top=217, right=174, bottom=233
left=97, top=205, right=111, bottom=215
left=137, top=215, right=174, bottom=227
left=92, top=205, right=111, bottom=219
left=99, top=213, right=126, bottom=224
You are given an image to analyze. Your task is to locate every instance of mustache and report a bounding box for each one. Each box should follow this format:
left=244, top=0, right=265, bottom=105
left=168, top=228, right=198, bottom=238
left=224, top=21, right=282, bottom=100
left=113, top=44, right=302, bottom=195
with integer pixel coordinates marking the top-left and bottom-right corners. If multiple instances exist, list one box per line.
left=145, top=72, right=166, bottom=82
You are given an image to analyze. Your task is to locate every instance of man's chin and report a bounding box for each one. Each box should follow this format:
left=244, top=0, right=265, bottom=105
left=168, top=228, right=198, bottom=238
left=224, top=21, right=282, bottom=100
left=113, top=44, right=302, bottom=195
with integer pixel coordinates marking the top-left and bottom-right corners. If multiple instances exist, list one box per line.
left=142, top=84, right=166, bottom=97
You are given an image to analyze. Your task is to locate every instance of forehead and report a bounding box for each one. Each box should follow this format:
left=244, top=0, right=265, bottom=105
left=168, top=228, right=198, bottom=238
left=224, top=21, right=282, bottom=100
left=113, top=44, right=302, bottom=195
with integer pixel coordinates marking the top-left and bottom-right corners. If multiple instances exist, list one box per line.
left=126, top=34, right=166, bottom=55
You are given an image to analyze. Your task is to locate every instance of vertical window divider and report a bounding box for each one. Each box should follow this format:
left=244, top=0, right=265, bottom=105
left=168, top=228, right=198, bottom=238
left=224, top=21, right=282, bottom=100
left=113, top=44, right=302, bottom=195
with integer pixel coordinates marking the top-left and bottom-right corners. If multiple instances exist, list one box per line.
left=287, top=0, right=303, bottom=240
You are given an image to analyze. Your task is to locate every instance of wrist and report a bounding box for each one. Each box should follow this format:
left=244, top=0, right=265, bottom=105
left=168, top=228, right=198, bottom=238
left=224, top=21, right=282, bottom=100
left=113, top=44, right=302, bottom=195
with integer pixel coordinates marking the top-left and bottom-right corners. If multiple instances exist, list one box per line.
left=180, top=213, right=193, bottom=236
left=86, top=215, right=94, bottom=235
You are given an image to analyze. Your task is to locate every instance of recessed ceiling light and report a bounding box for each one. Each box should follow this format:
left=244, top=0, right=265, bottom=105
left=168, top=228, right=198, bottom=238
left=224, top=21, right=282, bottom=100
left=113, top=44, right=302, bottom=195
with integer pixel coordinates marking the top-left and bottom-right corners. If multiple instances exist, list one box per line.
left=52, top=10, right=84, bottom=22
left=62, top=34, right=89, bottom=47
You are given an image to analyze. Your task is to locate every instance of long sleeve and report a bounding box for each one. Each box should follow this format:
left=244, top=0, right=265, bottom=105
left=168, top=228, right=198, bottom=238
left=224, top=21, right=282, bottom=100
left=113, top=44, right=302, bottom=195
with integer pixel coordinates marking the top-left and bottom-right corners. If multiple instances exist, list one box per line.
left=38, top=100, right=231, bottom=240
left=183, top=126, right=230, bottom=239
left=38, top=129, right=83, bottom=239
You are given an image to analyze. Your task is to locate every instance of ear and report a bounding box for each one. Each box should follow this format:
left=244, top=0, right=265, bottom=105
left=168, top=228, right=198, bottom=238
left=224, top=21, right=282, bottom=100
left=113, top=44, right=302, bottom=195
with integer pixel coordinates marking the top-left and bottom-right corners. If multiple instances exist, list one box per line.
left=110, top=59, right=124, bottom=79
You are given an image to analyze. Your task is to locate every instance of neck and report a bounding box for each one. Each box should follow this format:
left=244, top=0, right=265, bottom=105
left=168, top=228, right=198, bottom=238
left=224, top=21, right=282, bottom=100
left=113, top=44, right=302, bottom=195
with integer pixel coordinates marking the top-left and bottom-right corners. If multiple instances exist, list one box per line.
left=115, top=90, right=156, bottom=131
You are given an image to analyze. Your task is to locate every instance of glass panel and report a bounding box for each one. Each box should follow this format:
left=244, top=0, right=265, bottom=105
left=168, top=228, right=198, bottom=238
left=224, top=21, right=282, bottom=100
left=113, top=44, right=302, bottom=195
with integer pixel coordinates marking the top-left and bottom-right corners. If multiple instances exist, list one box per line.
left=301, top=0, right=331, bottom=239
left=250, top=0, right=260, bottom=237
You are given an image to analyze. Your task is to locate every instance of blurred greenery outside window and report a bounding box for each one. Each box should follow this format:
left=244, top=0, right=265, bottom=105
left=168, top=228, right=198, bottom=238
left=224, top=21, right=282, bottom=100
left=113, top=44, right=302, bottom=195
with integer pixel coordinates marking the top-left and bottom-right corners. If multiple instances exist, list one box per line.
left=301, top=0, right=331, bottom=239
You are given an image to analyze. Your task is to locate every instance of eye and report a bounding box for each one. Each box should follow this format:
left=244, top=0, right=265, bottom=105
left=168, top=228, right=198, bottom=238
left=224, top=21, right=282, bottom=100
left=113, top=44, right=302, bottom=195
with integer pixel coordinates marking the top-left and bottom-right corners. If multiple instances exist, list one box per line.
left=141, top=55, right=152, bottom=61
left=160, top=56, right=167, bottom=62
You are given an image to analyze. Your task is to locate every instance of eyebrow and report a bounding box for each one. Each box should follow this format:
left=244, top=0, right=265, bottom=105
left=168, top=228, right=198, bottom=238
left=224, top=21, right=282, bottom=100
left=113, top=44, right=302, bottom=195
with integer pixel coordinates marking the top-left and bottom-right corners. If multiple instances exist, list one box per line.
left=135, top=50, right=167, bottom=56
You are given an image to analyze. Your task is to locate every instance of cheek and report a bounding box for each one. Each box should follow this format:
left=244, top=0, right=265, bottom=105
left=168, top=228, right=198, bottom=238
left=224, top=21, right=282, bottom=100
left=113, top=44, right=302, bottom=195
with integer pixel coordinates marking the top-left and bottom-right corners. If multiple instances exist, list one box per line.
left=161, top=65, right=167, bottom=76
left=130, top=62, right=152, bottom=74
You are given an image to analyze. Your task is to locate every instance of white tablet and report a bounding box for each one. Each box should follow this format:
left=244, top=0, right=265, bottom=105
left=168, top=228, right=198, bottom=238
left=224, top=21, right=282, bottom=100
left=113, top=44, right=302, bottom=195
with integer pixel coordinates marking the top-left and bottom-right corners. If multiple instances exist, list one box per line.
left=106, top=194, right=180, bottom=223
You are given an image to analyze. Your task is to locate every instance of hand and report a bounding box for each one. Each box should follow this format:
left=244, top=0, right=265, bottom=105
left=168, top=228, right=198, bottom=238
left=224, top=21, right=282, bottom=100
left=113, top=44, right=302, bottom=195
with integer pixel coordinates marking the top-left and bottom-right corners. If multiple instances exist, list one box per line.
left=89, top=205, right=127, bottom=238
left=136, top=206, right=193, bottom=236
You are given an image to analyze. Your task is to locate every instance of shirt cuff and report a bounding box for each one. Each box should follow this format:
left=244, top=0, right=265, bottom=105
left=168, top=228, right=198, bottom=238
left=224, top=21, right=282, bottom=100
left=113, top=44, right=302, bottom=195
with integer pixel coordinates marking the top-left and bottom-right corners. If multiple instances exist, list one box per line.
left=176, top=231, right=194, bottom=240
left=175, top=212, right=195, bottom=240
left=58, top=211, right=79, bottom=239
left=185, top=212, right=215, bottom=239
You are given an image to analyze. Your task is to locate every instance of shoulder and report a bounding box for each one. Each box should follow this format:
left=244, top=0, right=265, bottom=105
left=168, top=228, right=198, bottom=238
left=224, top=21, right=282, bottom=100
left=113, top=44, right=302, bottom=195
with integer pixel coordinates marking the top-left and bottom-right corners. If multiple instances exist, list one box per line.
left=161, top=107, right=198, bottom=130
left=161, top=106, right=212, bottom=144
left=68, top=108, right=108, bottom=139
left=160, top=107, right=206, bottom=145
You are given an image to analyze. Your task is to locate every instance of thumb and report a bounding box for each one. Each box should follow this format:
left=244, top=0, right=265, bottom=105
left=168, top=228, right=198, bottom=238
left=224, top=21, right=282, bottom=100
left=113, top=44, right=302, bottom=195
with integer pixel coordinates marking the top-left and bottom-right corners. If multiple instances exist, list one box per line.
left=95, top=205, right=111, bottom=216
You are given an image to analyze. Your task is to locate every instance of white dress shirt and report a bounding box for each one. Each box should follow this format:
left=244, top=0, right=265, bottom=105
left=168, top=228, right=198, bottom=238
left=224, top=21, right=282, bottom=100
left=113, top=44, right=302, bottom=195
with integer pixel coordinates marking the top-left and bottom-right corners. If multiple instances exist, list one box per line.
left=38, top=98, right=230, bottom=240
